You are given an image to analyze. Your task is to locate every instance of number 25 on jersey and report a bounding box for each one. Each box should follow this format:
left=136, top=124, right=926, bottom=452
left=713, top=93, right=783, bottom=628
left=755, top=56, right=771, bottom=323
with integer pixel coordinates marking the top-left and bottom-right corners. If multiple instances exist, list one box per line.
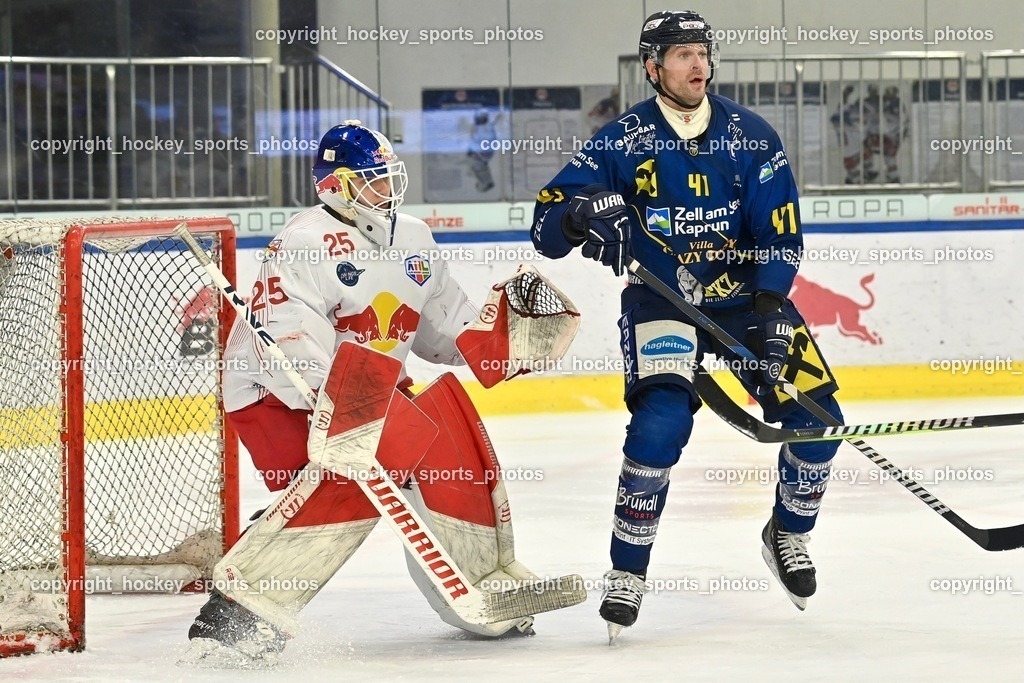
left=251, top=276, right=289, bottom=312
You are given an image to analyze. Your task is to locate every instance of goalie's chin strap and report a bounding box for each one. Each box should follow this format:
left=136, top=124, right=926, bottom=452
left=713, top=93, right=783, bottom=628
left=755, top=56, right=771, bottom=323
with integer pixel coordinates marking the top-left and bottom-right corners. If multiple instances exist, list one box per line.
left=321, top=203, right=349, bottom=224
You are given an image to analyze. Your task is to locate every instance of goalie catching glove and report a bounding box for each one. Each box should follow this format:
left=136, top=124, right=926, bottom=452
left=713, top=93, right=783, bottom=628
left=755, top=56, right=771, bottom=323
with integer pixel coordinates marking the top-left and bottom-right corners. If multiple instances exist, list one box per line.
left=456, top=265, right=581, bottom=388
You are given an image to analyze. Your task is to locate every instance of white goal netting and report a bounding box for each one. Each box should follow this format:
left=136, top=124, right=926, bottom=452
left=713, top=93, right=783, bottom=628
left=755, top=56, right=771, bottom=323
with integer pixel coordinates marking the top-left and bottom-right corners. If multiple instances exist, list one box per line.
left=0, top=217, right=236, bottom=653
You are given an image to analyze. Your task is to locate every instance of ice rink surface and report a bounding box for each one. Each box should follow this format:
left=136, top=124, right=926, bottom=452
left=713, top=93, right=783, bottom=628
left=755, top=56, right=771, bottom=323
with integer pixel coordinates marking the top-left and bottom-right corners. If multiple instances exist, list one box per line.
left=5, top=394, right=1023, bottom=682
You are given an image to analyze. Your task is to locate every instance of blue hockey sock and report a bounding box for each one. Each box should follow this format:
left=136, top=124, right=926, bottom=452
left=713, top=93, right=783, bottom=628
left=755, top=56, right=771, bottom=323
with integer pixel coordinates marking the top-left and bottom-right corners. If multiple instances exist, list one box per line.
left=774, top=444, right=832, bottom=533
left=610, top=457, right=671, bottom=575
left=774, top=394, right=843, bottom=533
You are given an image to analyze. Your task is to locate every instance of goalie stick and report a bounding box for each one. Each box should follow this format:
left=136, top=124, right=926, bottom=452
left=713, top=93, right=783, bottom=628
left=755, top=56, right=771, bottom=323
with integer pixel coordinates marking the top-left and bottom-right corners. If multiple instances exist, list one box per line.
left=626, top=255, right=1024, bottom=552
left=174, top=223, right=586, bottom=624
left=691, top=367, right=1024, bottom=443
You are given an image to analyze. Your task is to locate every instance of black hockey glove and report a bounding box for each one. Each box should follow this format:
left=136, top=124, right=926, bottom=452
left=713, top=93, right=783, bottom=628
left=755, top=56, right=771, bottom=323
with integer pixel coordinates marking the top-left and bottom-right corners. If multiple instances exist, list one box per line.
left=562, top=184, right=631, bottom=276
left=743, top=291, right=794, bottom=393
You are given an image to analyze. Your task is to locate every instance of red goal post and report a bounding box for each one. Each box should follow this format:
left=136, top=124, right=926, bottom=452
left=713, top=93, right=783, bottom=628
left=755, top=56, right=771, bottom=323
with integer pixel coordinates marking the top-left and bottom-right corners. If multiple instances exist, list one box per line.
left=0, top=216, right=239, bottom=656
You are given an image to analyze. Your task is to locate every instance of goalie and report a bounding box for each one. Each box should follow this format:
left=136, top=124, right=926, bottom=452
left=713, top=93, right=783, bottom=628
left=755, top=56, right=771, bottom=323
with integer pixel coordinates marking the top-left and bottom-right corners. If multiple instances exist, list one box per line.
left=183, top=121, right=580, bottom=665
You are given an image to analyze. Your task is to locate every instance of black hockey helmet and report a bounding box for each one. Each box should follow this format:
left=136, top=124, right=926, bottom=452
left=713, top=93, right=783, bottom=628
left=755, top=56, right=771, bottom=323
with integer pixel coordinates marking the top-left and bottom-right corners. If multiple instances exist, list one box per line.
left=639, top=10, right=720, bottom=84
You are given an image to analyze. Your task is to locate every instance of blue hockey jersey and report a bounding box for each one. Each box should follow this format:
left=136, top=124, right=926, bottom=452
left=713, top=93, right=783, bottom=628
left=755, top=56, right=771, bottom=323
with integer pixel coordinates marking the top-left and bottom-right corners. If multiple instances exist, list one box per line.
left=531, top=94, right=802, bottom=308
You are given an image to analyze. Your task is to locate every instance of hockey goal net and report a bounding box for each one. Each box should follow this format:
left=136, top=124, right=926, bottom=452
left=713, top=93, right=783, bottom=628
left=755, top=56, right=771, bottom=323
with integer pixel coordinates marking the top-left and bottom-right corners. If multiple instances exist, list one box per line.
left=0, top=217, right=239, bottom=656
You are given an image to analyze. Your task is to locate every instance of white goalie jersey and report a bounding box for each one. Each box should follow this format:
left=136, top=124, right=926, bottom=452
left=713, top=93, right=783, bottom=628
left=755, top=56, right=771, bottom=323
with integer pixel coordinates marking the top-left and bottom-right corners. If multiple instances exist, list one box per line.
left=223, top=206, right=478, bottom=412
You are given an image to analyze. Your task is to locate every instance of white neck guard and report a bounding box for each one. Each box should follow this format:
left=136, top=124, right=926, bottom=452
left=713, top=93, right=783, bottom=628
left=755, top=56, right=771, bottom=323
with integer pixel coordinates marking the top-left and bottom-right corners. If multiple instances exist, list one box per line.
left=656, top=94, right=711, bottom=140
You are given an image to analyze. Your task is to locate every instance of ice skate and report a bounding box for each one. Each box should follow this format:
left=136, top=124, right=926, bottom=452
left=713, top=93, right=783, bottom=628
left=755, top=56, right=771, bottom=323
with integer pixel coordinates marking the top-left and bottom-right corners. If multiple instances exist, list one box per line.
left=179, top=591, right=286, bottom=668
left=599, top=570, right=646, bottom=643
left=761, top=513, right=816, bottom=611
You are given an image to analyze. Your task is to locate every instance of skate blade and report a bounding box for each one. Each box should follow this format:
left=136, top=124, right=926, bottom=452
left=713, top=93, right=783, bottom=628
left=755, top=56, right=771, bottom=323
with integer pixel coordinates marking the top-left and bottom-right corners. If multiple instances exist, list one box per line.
left=761, top=546, right=808, bottom=611
left=606, top=621, right=624, bottom=644
left=177, top=637, right=280, bottom=669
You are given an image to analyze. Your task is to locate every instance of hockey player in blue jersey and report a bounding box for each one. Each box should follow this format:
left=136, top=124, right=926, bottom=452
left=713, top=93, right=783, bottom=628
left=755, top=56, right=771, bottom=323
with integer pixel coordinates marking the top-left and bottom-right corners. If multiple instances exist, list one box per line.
left=531, top=10, right=845, bottom=640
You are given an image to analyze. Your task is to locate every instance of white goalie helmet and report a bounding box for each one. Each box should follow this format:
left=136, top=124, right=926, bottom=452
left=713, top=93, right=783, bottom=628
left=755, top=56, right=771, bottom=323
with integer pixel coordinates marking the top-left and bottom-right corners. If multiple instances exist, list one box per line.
left=312, top=120, right=409, bottom=247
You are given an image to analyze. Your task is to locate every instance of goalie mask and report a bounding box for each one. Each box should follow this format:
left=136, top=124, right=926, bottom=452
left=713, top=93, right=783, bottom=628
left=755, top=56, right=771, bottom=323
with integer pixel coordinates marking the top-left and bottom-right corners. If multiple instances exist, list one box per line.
left=639, top=10, right=720, bottom=88
left=313, top=121, right=409, bottom=247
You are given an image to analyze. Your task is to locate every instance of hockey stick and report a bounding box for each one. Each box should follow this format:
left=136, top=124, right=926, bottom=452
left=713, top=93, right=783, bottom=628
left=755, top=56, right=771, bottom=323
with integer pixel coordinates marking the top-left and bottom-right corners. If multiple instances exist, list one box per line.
left=626, top=255, right=1024, bottom=552
left=691, top=367, right=1024, bottom=443
left=174, top=223, right=586, bottom=624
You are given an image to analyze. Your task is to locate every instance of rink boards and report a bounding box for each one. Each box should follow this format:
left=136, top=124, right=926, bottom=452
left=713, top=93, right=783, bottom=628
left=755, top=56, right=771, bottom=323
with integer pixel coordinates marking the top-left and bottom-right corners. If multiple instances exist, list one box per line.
left=3, top=192, right=1022, bottom=425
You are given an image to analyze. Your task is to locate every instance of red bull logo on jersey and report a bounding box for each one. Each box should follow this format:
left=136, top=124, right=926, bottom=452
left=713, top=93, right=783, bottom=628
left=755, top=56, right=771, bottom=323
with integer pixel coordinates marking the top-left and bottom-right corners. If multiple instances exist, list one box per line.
left=333, top=305, right=381, bottom=343
left=789, top=274, right=882, bottom=345
left=404, top=255, right=431, bottom=286
left=332, top=291, right=421, bottom=353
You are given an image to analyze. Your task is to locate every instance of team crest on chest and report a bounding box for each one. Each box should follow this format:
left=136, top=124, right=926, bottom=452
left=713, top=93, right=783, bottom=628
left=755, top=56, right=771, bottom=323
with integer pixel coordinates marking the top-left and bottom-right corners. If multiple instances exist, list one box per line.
left=404, top=254, right=431, bottom=286
left=635, top=159, right=658, bottom=198
left=336, top=261, right=366, bottom=286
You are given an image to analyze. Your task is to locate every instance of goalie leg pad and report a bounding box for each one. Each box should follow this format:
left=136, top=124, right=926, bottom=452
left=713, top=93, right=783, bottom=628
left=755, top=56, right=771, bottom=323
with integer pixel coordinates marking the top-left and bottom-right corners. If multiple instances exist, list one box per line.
left=211, top=472, right=380, bottom=636
left=411, top=373, right=501, bottom=533
left=402, top=482, right=534, bottom=637
left=212, top=377, right=438, bottom=635
left=404, top=373, right=538, bottom=636
left=307, top=341, right=410, bottom=475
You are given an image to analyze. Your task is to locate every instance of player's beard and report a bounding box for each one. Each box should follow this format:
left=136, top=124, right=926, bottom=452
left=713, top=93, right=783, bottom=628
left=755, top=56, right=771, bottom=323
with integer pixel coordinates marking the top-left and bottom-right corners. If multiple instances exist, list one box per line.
left=663, top=76, right=706, bottom=110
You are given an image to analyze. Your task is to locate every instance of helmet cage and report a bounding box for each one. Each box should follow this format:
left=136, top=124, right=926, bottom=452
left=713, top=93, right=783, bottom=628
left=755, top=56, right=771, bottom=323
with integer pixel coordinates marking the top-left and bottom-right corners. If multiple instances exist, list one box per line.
left=338, top=159, right=409, bottom=217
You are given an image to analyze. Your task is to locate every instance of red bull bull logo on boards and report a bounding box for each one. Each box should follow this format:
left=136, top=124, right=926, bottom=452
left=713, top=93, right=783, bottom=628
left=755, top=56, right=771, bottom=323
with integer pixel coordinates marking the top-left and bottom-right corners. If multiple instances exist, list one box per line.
left=789, top=274, right=882, bottom=345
